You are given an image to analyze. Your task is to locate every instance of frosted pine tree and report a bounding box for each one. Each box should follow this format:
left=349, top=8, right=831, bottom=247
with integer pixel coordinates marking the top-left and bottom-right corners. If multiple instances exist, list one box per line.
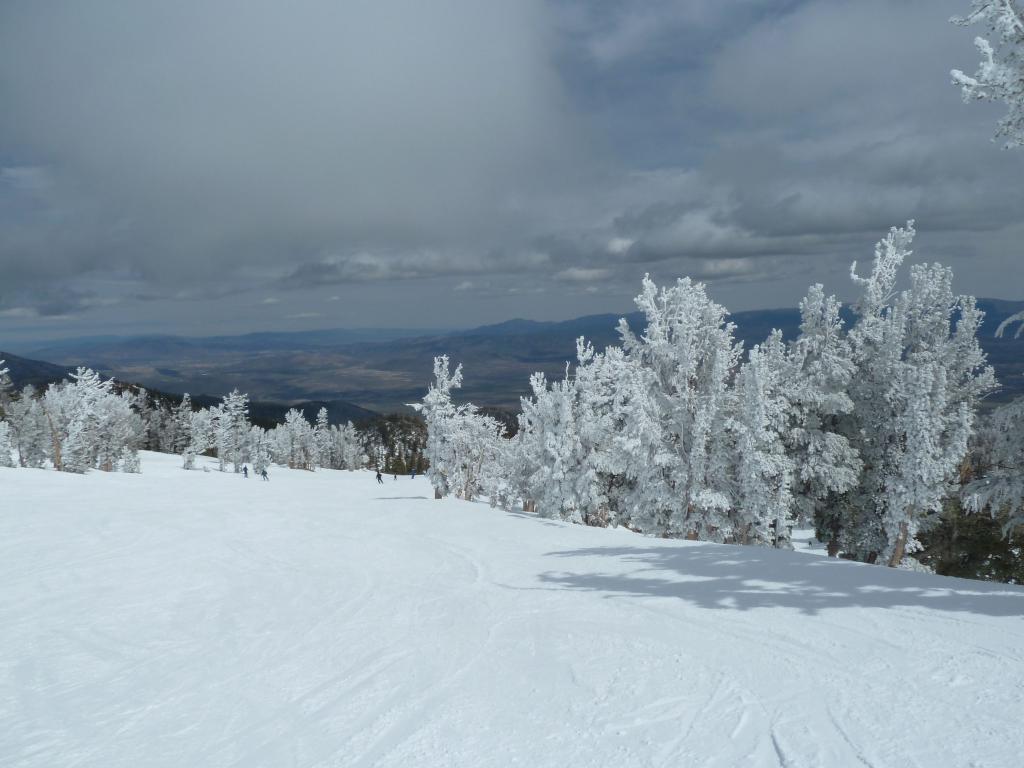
left=0, top=362, right=15, bottom=466
left=0, top=359, right=11, bottom=412
left=278, top=409, right=316, bottom=470
left=411, top=356, right=464, bottom=499
left=842, top=223, right=995, bottom=565
left=0, top=360, right=12, bottom=469
left=119, top=444, right=141, bottom=473
left=94, top=392, right=143, bottom=472
left=0, top=421, right=13, bottom=468
left=4, top=387, right=48, bottom=468
left=336, top=422, right=365, bottom=470
left=174, top=394, right=194, bottom=454
left=412, top=357, right=504, bottom=501
left=184, top=407, right=215, bottom=469
left=517, top=371, right=584, bottom=521
left=447, top=408, right=504, bottom=502
left=618, top=275, right=742, bottom=539
left=571, top=343, right=626, bottom=527
left=952, top=1, right=1024, bottom=147
left=964, top=397, right=1024, bottom=532
left=248, top=425, right=272, bottom=475
left=42, top=368, right=114, bottom=473
left=216, top=390, right=250, bottom=472
left=786, top=285, right=862, bottom=555
left=314, top=408, right=331, bottom=468
left=572, top=341, right=665, bottom=529
left=480, top=431, right=523, bottom=511
left=732, top=333, right=795, bottom=547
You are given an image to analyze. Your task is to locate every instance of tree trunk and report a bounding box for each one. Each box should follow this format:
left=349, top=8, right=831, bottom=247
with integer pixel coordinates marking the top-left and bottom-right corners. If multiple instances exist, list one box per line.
left=434, top=488, right=443, bottom=499
left=888, top=521, right=910, bottom=567
left=827, top=539, right=841, bottom=558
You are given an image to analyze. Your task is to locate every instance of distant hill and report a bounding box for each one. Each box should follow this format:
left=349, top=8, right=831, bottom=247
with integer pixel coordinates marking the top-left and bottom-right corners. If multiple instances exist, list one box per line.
left=0, top=351, right=74, bottom=390
left=1, top=350, right=377, bottom=427
left=9, top=299, right=1023, bottom=411
left=188, top=395, right=377, bottom=428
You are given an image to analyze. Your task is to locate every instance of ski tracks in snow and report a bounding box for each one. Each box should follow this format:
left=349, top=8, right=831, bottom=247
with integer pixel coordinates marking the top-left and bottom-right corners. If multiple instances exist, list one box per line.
left=3, top=455, right=1024, bottom=767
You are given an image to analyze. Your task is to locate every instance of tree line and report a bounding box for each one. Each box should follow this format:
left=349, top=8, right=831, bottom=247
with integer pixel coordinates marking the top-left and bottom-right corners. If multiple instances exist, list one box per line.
left=0, top=370, right=368, bottom=476
left=414, top=223, right=1024, bottom=569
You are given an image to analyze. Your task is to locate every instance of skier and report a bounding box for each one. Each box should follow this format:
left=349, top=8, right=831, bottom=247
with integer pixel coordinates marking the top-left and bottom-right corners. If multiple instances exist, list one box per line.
left=242, top=465, right=248, bottom=479
left=375, top=470, right=383, bottom=484
left=261, top=468, right=269, bottom=481
left=411, top=468, right=416, bottom=480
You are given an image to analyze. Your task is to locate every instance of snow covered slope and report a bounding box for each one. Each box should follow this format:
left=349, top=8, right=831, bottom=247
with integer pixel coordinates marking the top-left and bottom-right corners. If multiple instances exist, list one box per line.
left=2, top=453, right=1023, bottom=767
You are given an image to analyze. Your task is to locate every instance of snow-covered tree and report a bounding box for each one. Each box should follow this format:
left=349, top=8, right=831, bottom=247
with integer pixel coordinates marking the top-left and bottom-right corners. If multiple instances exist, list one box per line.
left=840, top=223, right=995, bottom=565
left=785, top=285, right=862, bottom=554
left=447, top=408, right=504, bottom=502
left=412, top=356, right=465, bottom=499
left=0, top=359, right=11, bottom=413
left=332, top=421, right=366, bottom=470
left=952, top=1, right=1024, bottom=147
left=731, top=333, right=795, bottom=547
left=617, top=275, right=743, bottom=540
left=248, top=425, right=272, bottom=475
left=480, top=431, right=523, bottom=511
left=216, top=389, right=250, bottom=472
left=0, top=421, right=13, bottom=468
left=173, top=394, right=194, bottom=454
left=184, top=407, right=216, bottom=469
left=4, top=386, right=49, bottom=468
left=963, top=397, right=1024, bottom=533
left=94, top=392, right=143, bottom=472
left=412, top=357, right=504, bottom=501
left=277, top=408, right=316, bottom=470
left=517, top=371, right=584, bottom=521
left=314, top=407, right=331, bottom=468
left=36, top=368, right=142, bottom=474
left=0, top=362, right=14, bottom=469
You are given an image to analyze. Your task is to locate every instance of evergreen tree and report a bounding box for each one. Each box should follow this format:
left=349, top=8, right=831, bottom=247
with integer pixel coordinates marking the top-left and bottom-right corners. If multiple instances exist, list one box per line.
left=5, top=386, right=48, bottom=468
left=412, top=356, right=465, bottom=499
left=963, top=396, right=1024, bottom=533
left=732, top=333, right=794, bottom=547
left=785, top=285, right=862, bottom=554
left=0, top=359, right=11, bottom=415
left=840, top=223, right=995, bottom=565
left=216, top=390, right=250, bottom=472
left=952, top=1, right=1024, bottom=147
left=618, top=275, right=742, bottom=539
left=0, top=421, right=13, bottom=468
left=314, top=407, right=331, bottom=468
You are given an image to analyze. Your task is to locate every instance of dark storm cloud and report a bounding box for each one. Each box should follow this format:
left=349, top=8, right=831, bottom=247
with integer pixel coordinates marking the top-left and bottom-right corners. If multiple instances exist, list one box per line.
left=0, top=0, right=1021, bottom=338
left=0, top=1, right=582, bottom=297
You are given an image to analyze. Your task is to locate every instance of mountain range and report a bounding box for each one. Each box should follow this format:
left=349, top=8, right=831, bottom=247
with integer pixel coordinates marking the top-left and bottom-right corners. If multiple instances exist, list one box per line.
left=5, top=299, right=1023, bottom=412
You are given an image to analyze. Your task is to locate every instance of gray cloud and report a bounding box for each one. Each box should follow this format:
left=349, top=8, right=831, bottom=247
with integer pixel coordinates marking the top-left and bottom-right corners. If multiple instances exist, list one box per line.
left=0, top=0, right=1021, bottom=341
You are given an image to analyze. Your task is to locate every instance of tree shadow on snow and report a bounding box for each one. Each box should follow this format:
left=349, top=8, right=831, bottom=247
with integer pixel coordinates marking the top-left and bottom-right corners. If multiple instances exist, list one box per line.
left=537, top=545, right=1024, bottom=617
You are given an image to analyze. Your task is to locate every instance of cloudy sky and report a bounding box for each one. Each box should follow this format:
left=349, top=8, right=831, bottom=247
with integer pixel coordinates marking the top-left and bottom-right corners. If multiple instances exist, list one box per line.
left=1, top=0, right=1021, bottom=342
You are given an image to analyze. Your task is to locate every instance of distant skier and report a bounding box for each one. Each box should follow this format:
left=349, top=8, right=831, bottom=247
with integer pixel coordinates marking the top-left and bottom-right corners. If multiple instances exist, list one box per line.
left=394, top=473, right=398, bottom=481
left=261, top=468, right=269, bottom=481
left=242, top=466, right=249, bottom=479
left=376, top=470, right=383, bottom=485
left=411, top=468, right=416, bottom=480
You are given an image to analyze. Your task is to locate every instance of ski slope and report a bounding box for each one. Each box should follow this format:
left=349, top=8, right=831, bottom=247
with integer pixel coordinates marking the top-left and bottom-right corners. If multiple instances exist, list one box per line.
left=2, top=453, right=1023, bottom=767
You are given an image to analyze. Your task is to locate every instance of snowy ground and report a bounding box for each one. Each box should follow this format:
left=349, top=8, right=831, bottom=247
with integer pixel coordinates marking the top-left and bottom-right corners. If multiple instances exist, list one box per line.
left=2, top=453, right=1023, bottom=768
